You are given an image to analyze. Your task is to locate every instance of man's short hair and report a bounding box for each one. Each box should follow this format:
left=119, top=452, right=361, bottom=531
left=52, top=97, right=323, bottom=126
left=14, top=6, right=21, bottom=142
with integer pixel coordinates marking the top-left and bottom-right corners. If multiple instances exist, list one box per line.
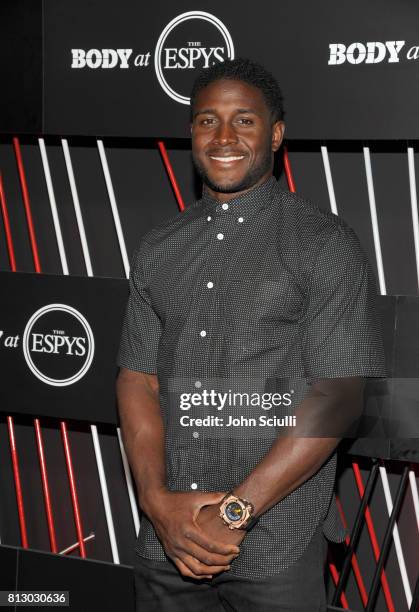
left=190, top=57, right=285, bottom=123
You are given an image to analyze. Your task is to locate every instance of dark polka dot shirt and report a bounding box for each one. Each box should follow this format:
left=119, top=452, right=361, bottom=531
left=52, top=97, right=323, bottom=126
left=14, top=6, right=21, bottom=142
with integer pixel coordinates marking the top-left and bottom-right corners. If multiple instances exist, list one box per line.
left=117, top=175, right=387, bottom=578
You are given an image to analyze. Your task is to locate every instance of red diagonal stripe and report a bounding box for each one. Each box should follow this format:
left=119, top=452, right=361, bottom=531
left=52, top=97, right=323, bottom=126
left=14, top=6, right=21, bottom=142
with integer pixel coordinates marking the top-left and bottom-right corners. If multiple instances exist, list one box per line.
left=7, top=416, right=28, bottom=548
left=336, top=494, right=369, bottom=607
left=283, top=146, right=296, bottom=193
left=12, top=137, right=41, bottom=272
left=0, top=172, right=17, bottom=271
left=60, top=422, right=86, bottom=558
left=352, top=461, right=395, bottom=612
left=157, top=141, right=185, bottom=211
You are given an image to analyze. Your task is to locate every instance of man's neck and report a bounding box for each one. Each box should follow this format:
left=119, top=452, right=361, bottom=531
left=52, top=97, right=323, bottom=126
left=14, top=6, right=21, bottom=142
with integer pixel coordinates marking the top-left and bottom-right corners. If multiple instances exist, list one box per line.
left=203, top=173, right=273, bottom=203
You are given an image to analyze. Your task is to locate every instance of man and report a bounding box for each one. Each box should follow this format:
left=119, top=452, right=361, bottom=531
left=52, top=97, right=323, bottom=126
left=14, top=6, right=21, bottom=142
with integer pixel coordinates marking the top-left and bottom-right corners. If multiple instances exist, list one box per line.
left=116, top=58, right=386, bottom=611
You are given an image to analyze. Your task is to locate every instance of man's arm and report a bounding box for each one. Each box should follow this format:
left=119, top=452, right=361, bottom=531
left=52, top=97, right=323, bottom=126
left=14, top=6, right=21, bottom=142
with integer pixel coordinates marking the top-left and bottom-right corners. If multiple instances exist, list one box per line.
left=228, top=225, right=379, bottom=516
left=197, top=376, right=364, bottom=532
left=116, top=367, right=240, bottom=578
left=231, top=376, right=364, bottom=515
left=116, top=368, right=165, bottom=501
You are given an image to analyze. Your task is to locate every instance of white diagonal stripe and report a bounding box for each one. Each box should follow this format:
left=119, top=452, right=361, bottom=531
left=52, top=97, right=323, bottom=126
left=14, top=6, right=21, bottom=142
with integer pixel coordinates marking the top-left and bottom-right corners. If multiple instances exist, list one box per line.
left=97, top=139, right=130, bottom=278
left=321, top=146, right=338, bottom=215
left=90, top=424, right=120, bottom=564
left=407, top=148, right=419, bottom=290
left=117, top=427, right=140, bottom=536
left=363, top=147, right=386, bottom=295
left=61, top=139, right=93, bottom=277
left=38, top=138, right=69, bottom=275
left=379, top=465, right=412, bottom=607
left=408, top=469, right=419, bottom=534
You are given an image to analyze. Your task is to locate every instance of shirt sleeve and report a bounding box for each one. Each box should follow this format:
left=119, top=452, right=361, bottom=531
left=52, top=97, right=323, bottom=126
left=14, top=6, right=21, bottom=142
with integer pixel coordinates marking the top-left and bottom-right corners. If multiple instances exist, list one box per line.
left=116, top=240, right=162, bottom=374
left=301, top=225, right=387, bottom=379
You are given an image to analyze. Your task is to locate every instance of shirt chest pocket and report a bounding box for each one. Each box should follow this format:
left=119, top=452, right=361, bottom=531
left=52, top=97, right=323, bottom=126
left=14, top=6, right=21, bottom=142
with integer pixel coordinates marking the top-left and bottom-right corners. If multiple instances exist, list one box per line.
left=250, top=276, right=305, bottom=323
left=256, top=279, right=287, bottom=302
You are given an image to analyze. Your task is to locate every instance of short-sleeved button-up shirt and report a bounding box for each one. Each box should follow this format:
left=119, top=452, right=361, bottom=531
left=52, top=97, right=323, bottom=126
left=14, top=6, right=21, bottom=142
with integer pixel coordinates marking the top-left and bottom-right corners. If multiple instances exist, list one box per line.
left=117, top=175, right=387, bottom=578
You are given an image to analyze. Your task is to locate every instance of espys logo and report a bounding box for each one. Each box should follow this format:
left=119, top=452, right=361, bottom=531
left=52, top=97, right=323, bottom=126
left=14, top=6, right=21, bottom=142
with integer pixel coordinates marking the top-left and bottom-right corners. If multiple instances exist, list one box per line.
left=154, top=11, right=235, bottom=105
left=70, top=11, right=235, bottom=105
left=23, top=304, right=95, bottom=387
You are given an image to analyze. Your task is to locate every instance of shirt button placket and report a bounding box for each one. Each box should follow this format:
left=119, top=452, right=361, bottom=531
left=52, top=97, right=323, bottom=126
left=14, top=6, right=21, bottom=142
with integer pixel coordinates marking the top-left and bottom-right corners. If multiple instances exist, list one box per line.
left=197, top=205, right=224, bottom=369
left=193, top=205, right=226, bottom=469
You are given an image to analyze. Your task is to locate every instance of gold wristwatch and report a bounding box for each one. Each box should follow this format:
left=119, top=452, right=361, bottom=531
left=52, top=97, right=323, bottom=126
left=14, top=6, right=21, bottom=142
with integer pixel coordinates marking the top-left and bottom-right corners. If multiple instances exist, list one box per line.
left=219, top=492, right=258, bottom=531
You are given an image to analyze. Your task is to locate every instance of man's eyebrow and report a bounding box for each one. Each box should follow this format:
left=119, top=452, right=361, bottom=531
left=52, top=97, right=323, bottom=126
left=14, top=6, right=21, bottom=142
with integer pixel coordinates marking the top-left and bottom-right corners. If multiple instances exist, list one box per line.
left=192, top=108, right=260, bottom=119
left=235, top=108, right=259, bottom=115
left=193, top=108, right=217, bottom=118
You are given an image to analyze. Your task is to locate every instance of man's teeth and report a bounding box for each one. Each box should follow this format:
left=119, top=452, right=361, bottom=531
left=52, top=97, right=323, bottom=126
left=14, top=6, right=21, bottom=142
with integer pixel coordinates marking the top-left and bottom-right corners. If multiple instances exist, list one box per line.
left=210, top=156, right=245, bottom=162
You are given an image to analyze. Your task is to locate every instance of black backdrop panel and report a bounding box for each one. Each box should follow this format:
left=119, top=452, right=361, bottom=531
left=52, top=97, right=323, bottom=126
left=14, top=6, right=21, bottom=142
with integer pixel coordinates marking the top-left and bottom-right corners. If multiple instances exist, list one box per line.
left=0, top=272, right=128, bottom=425
left=40, top=0, right=419, bottom=139
left=0, top=0, right=42, bottom=134
left=0, top=544, right=135, bottom=612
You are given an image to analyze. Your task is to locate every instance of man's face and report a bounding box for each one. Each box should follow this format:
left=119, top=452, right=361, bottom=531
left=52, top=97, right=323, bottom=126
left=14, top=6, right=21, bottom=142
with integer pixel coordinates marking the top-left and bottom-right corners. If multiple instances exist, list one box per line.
left=191, top=79, right=285, bottom=201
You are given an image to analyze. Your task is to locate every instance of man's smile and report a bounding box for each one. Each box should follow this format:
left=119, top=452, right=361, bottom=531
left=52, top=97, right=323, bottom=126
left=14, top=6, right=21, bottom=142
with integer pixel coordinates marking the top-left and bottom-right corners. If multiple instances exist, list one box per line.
left=208, top=154, right=246, bottom=165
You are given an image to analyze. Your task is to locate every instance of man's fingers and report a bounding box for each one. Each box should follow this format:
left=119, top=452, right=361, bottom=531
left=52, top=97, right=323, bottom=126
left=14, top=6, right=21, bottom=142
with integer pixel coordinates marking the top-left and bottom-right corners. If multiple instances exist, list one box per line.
left=191, top=491, right=227, bottom=519
left=181, top=554, right=230, bottom=577
left=185, top=527, right=240, bottom=555
left=179, top=539, right=238, bottom=566
left=193, top=491, right=226, bottom=508
left=174, top=558, right=210, bottom=580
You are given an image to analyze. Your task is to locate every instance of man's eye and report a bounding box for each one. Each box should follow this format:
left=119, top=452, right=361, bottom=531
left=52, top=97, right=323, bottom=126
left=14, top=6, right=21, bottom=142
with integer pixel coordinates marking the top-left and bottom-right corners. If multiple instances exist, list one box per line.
left=201, top=118, right=215, bottom=125
left=237, top=118, right=253, bottom=125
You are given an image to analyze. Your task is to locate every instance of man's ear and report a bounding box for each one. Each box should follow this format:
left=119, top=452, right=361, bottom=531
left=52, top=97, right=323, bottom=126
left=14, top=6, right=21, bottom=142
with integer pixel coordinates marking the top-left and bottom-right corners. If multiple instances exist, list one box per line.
left=272, top=121, right=285, bottom=152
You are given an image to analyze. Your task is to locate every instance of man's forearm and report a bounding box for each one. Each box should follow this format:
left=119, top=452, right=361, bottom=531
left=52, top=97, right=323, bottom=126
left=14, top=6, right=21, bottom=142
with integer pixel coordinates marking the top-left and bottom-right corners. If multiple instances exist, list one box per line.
left=233, top=436, right=339, bottom=517
left=116, top=368, right=166, bottom=514
left=116, top=369, right=241, bottom=577
left=232, top=376, right=365, bottom=517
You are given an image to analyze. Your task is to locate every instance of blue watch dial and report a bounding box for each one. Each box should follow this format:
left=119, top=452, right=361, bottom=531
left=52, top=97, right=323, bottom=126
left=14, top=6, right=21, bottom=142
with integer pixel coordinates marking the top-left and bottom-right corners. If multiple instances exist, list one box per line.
left=225, top=501, right=243, bottom=522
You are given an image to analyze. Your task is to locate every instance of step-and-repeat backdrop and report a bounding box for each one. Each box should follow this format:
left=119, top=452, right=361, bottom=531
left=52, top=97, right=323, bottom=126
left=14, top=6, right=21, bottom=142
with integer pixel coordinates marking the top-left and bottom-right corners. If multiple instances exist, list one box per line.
left=3, top=0, right=419, bottom=138
left=1, top=4, right=419, bottom=607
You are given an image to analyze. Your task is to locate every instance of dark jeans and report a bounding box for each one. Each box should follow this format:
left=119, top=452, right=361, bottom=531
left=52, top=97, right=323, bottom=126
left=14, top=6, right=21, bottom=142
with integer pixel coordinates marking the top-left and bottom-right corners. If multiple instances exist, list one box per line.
left=133, top=526, right=329, bottom=611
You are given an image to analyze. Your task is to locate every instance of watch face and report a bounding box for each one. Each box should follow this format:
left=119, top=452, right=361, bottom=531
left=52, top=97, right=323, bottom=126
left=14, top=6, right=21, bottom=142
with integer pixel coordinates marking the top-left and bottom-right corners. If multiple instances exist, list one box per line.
left=225, top=501, right=243, bottom=522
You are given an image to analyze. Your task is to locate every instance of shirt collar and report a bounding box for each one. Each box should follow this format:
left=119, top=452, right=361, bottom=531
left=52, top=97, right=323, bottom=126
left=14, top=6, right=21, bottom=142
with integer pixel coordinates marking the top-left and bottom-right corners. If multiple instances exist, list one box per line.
left=198, top=175, right=278, bottom=219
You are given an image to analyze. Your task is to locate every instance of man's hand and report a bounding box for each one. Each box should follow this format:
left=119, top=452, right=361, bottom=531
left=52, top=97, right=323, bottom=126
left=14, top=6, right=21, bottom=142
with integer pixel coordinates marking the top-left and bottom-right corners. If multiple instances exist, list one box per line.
left=196, top=502, right=246, bottom=549
left=143, top=489, right=241, bottom=579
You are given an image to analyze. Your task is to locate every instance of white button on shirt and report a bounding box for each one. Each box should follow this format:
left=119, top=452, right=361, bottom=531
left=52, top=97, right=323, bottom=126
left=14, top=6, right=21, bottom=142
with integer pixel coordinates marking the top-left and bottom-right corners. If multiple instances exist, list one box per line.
left=190, top=482, right=198, bottom=490
left=200, top=330, right=207, bottom=337
left=207, top=282, right=214, bottom=288
left=217, top=233, right=224, bottom=240
left=222, top=203, right=229, bottom=210
left=238, top=217, right=244, bottom=223
left=207, top=216, right=212, bottom=221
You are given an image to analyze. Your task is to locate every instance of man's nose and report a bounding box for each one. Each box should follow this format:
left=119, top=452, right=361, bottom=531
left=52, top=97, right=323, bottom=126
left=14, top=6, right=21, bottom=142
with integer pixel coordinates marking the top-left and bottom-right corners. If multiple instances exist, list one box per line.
left=212, top=121, right=238, bottom=145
